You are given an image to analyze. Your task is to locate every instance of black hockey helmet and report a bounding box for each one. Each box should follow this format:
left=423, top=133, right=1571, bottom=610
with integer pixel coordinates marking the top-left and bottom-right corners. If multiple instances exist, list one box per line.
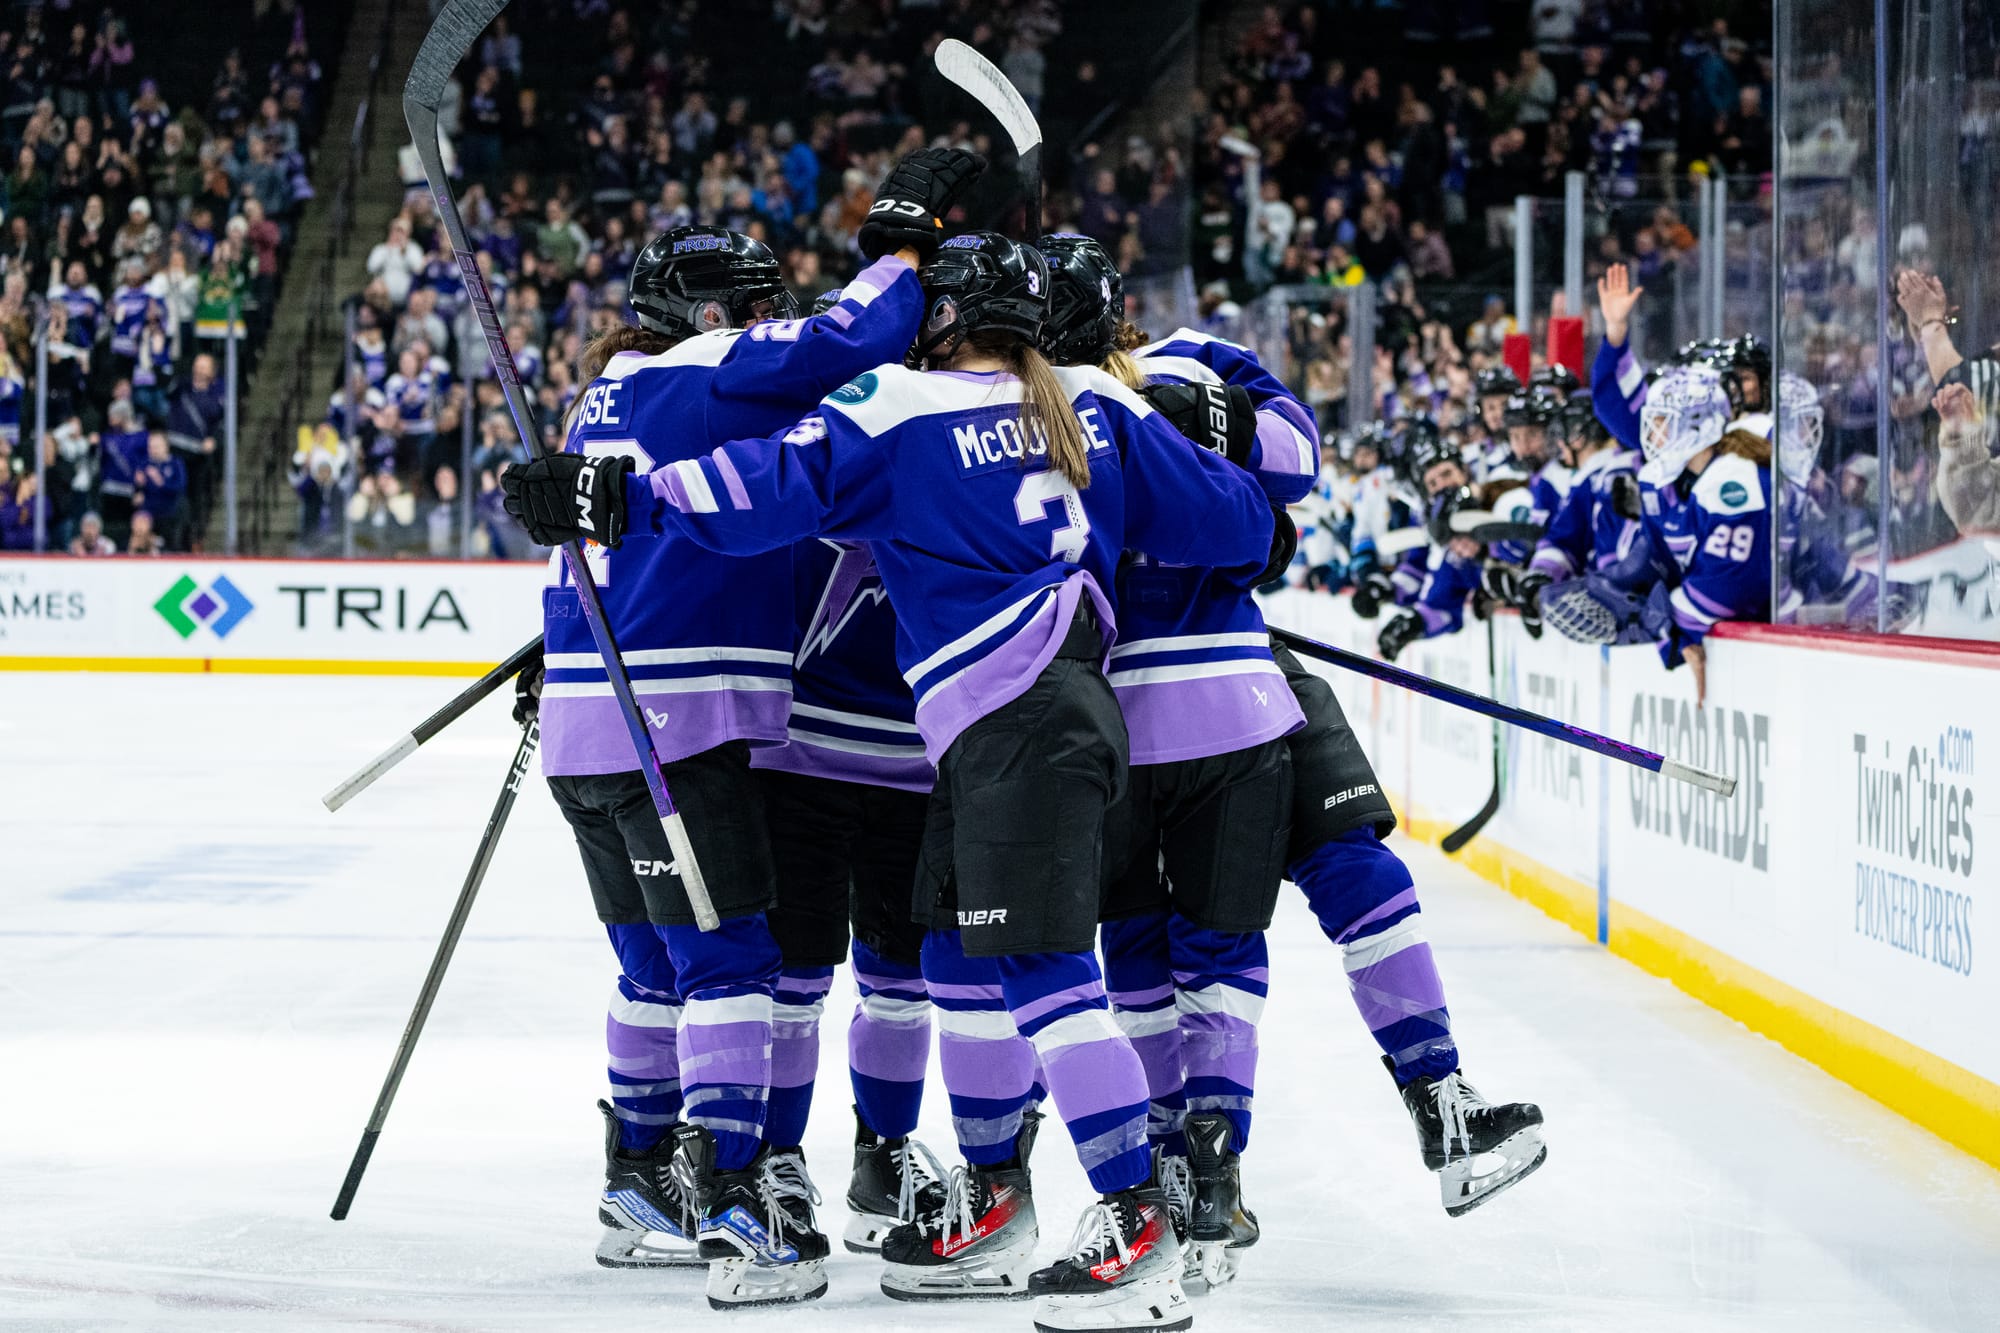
left=1502, top=386, right=1562, bottom=429
left=1721, top=334, right=1771, bottom=411
left=1529, top=363, right=1580, bottom=399
left=1475, top=366, right=1523, bottom=400
left=1550, top=394, right=1604, bottom=462
left=629, top=226, right=798, bottom=339
left=808, top=287, right=845, bottom=317
left=1400, top=415, right=1461, bottom=489
left=1036, top=232, right=1123, bottom=366
left=916, top=231, right=1050, bottom=362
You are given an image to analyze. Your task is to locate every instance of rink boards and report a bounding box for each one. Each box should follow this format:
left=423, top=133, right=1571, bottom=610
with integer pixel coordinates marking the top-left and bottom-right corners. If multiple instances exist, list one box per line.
left=3, top=553, right=1994, bottom=1172
left=1258, top=588, right=2000, bottom=1172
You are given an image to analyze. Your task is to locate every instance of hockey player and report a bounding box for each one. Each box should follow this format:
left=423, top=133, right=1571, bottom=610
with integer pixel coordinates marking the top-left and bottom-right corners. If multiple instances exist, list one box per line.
left=1040, top=242, right=1547, bottom=1236
left=1467, top=366, right=1521, bottom=480
left=1347, top=421, right=1422, bottom=618
left=1376, top=431, right=1487, bottom=662
left=507, top=147, right=984, bottom=1309
left=505, top=230, right=1293, bottom=1333
left=1632, top=365, right=1774, bottom=702
left=1502, top=396, right=1643, bottom=636
left=1040, top=232, right=1314, bottom=1290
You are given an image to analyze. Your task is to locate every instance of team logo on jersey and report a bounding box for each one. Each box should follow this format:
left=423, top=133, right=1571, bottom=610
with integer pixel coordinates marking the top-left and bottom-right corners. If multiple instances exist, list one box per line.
left=1718, top=480, right=1748, bottom=509
left=830, top=372, right=879, bottom=405
left=154, top=573, right=253, bottom=639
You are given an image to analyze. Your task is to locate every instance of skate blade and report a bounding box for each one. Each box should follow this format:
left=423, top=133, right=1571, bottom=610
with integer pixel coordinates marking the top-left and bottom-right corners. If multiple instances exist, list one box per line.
left=705, top=1256, right=828, bottom=1309
left=880, top=1236, right=1038, bottom=1301
left=843, top=1209, right=897, bottom=1254
left=1181, top=1239, right=1242, bottom=1294
left=1031, top=1269, right=1193, bottom=1332
left=594, top=1227, right=706, bottom=1269
left=1441, top=1127, right=1548, bottom=1217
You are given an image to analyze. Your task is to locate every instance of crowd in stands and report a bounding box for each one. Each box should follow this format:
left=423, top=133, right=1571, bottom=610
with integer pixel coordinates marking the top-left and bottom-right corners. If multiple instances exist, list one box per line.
left=313, top=0, right=1177, bottom=557
left=0, top=5, right=330, bottom=554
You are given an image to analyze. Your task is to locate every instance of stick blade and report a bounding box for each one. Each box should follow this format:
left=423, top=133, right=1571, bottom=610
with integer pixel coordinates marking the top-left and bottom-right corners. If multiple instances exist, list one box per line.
left=405, top=0, right=509, bottom=114
left=934, top=38, right=1041, bottom=156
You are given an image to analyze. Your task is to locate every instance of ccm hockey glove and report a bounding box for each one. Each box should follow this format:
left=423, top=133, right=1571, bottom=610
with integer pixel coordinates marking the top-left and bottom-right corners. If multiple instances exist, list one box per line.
left=1142, top=380, right=1258, bottom=471
left=858, top=147, right=987, bottom=261
left=501, top=453, right=634, bottom=549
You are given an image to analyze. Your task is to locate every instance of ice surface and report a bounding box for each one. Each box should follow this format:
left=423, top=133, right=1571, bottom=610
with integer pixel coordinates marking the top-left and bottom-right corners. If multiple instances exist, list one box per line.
left=4, top=673, right=1999, bottom=1332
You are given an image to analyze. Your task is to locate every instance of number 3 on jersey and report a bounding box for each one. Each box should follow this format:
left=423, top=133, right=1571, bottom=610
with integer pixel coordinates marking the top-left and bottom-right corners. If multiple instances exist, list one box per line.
left=550, top=439, right=655, bottom=586
left=1014, top=470, right=1090, bottom=562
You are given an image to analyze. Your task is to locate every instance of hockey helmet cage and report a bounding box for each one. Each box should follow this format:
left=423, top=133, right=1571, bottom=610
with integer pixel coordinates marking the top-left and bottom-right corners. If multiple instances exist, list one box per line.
left=1775, top=371, right=1825, bottom=488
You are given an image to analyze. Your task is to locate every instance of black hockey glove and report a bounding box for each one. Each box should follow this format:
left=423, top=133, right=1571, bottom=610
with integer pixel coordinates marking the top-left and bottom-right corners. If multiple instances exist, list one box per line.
left=1142, top=381, right=1258, bottom=471
left=858, top=147, right=988, bottom=261
left=1349, top=568, right=1394, bottom=619
left=1479, top=562, right=1520, bottom=605
left=1256, top=504, right=1299, bottom=586
left=501, top=453, right=634, bottom=550
left=1516, top=571, right=1551, bottom=639
left=1378, top=610, right=1424, bottom=662
left=1610, top=472, right=1643, bottom=521
left=512, top=649, right=545, bottom=727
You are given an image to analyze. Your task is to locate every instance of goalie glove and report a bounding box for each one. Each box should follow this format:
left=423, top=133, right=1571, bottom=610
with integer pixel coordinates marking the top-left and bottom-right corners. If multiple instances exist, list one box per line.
left=1142, top=380, right=1258, bottom=471
left=1377, top=610, right=1424, bottom=662
left=501, top=453, right=634, bottom=550
left=858, top=147, right=987, bottom=261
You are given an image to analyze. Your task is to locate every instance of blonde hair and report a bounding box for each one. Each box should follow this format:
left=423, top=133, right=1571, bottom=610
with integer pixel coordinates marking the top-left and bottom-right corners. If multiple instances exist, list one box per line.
left=972, top=329, right=1093, bottom=490
left=1097, top=320, right=1152, bottom=391
left=1717, top=428, right=1772, bottom=467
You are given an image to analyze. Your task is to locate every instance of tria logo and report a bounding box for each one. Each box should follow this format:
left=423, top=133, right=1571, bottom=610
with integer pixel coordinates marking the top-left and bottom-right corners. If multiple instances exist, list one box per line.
left=644, top=708, right=671, bottom=730
left=154, top=574, right=253, bottom=639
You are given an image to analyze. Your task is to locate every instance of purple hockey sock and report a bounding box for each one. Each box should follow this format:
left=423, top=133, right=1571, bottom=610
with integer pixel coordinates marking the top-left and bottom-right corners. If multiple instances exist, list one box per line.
left=765, top=965, right=833, bottom=1148
left=1100, top=912, right=1187, bottom=1155
left=848, top=941, right=930, bottom=1139
left=922, top=929, right=1037, bottom=1166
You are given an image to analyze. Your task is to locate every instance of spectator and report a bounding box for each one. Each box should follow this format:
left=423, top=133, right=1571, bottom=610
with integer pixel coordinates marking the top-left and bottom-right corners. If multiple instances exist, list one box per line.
left=69, top=509, right=116, bottom=555
left=125, top=507, right=164, bottom=554
left=133, top=430, right=187, bottom=548
left=366, top=217, right=423, bottom=306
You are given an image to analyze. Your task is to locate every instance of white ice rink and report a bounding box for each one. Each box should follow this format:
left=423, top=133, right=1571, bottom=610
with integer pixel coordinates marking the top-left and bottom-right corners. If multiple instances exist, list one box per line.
left=5, top=672, right=2000, bottom=1332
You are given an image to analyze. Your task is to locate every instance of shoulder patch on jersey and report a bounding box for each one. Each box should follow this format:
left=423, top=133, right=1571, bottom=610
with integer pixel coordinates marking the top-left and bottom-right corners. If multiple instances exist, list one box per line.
left=829, top=371, right=879, bottom=405
left=1690, top=451, right=1768, bottom=516
left=1718, top=480, right=1748, bottom=509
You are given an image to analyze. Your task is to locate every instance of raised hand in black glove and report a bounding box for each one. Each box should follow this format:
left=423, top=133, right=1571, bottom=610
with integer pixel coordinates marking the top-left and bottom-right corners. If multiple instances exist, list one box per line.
left=1349, top=568, right=1395, bottom=619
left=500, top=453, right=634, bottom=549
left=858, top=147, right=987, bottom=262
left=512, top=649, right=545, bottom=727
left=1378, top=610, right=1424, bottom=662
left=1141, top=381, right=1258, bottom=471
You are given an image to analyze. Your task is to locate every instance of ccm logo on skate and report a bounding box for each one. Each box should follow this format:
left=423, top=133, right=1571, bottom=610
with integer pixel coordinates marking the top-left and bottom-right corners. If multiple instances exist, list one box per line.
left=956, top=908, right=1008, bottom=926
left=1324, top=783, right=1380, bottom=809
left=631, top=859, right=679, bottom=877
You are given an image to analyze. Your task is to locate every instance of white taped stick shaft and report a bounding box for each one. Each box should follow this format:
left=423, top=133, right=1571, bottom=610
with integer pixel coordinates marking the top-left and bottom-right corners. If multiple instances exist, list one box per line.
left=325, top=733, right=421, bottom=812
left=663, top=811, right=719, bottom=931
left=1661, top=757, right=1736, bottom=797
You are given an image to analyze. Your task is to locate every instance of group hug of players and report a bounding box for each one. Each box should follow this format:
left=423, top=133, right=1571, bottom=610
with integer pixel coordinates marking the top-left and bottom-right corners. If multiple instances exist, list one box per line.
left=495, top=148, right=1545, bottom=1333
left=1290, top=265, right=1852, bottom=698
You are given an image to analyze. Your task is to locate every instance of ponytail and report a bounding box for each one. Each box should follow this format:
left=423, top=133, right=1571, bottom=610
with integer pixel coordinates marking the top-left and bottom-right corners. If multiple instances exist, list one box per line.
left=1099, top=347, right=1147, bottom=390
left=973, top=329, right=1093, bottom=490
left=1717, top=428, right=1772, bottom=467
left=563, top=325, right=677, bottom=433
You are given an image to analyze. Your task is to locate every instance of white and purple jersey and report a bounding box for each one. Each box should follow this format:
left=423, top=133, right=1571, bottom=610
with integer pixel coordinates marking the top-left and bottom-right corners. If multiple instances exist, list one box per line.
left=50, top=282, right=103, bottom=345
left=754, top=539, right=931, bottom=792
left=625, top=364, right=1276, bottom=763
left=541, top=254, right=923, bottom=777
left=1529, top=446, right=1642, bottom=580
left=1114, top=330, right=1315, bottom=764
left=1639, top=451, right=1772, bottom=657
left=383, top=368, right=442, bottom=436
left=1490, top=459, right=1573, bottom=567
left=0, top=363, right=21, bottom=444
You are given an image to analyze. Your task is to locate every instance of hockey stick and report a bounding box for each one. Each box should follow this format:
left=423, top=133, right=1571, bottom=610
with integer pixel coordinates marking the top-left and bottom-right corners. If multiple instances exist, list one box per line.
left=935, top=38, right=1041, bottom=237
left=323, top=634, right=544, bottom=812
left=405, top=0, right=717, bottom=929
left=1440, top=619, right=1502, bottom=854
left=331, top=717, right=540, bottom=1220
left=1270, top=625, right=1736, bottom=796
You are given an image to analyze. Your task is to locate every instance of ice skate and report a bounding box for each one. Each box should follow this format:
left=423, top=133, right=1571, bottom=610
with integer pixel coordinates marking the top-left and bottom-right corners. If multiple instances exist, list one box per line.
left=1028, top=1186, right=1191, bottom=1333
left=843, top=1107, right=947, bottom=1253
left=1181, top=1110, right=1256, bottom=1291
left=879, top=1153, right=1038, bottom=1300
left=670, top=1126, right=829, bottom=1308
left=593, top=1100, right=703, bottom=1269
left=1392, top=1060, right=1546, bottom=1216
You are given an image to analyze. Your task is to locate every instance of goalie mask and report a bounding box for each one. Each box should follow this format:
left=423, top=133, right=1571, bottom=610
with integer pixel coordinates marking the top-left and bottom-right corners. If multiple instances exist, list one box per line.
left=1638, top=366, right=1732, bottom=485
left=629, top=226, right=799, bottom=339
left=1775, top=371, right=1825, bottom=489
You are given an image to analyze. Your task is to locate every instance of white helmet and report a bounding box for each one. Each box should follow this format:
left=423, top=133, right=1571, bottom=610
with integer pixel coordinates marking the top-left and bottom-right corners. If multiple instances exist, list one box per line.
left=1775, top=372, right=1824, bottom=489
left=1639, top=366, right=1732, bottom=486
